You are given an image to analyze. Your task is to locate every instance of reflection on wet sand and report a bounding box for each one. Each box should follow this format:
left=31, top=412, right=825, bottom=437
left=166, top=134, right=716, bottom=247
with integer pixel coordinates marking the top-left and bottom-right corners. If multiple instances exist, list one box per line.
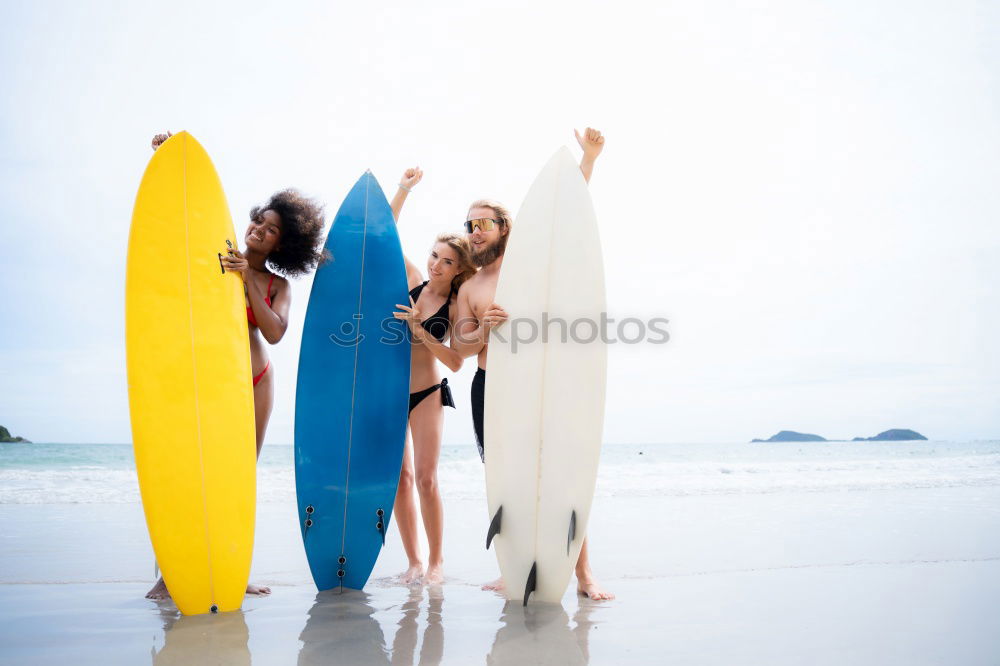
left=149, top=584, right=596, bottom=665
left=570, top=603, right=598, bottom=663
left=487, top=601, right=596, bottom=666
left=298, top=589, right=389, bottom=666
left=153, top=607, right=250, bottom=665
left=390, top=585, right=444, bottom=666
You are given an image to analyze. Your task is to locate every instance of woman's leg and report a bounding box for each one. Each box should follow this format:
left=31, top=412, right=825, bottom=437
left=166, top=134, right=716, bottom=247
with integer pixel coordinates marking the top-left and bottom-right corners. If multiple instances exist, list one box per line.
left=252, top=365, right=275, bottom=460
left=409, top=392, right=445, bottom=583
left=393, top=431, right=424, bottom=582
left=247, top=365, right=273, bottom=595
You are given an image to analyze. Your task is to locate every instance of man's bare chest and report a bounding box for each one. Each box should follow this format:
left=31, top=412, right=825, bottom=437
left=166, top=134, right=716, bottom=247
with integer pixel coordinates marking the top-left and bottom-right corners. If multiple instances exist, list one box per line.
left=468, top=278, right=499, bottom=321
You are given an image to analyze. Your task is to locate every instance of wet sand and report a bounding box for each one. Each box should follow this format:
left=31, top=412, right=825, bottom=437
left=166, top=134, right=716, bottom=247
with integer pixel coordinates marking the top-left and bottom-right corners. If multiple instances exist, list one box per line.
left=2, top=485, right=1000, bottom=664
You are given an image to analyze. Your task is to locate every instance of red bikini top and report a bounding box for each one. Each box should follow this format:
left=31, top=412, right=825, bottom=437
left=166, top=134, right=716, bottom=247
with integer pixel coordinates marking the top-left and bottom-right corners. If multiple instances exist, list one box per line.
left=247, top=274, right=275, bottom=327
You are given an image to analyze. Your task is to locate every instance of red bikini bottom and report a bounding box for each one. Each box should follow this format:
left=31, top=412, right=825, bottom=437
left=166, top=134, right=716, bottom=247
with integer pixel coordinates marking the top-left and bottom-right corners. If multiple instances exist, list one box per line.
left=253, top=361, right=270, bottom=387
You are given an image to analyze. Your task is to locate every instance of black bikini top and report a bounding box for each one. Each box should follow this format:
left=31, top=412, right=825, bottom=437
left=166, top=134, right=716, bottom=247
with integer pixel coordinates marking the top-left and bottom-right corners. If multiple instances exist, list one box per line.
left=408, top=281, right=453, bottom=343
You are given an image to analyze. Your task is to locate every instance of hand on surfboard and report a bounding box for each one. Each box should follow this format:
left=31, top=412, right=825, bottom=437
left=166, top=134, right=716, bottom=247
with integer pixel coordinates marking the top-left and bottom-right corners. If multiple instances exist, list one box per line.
left=399, top=167, right=423, bottom=191
left=574, top=127, right=605, bottom=160
left=150, top=131, right=173, bottom=151
left=220, top=246, right=250, bottom=280
left=482, top=303, right=508, bottom=330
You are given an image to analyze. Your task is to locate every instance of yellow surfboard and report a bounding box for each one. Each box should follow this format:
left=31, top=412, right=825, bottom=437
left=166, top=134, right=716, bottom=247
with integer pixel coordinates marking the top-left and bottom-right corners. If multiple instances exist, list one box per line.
left=126, top=131, right=256, bottom=615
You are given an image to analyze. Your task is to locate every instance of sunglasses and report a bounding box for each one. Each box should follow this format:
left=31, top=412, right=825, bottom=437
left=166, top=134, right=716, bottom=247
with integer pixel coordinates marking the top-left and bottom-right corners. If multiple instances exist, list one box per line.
left=464, top=217, right=501, bottom=233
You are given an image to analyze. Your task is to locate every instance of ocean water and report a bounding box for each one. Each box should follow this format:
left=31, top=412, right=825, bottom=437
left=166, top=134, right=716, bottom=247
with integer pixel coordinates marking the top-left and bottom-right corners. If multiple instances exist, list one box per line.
left=1, top=440, right=998, bottom=505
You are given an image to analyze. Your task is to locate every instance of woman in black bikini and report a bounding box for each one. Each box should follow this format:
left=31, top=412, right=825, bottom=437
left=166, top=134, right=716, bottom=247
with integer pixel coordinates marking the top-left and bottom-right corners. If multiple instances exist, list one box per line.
left=145, top=131, right=326, bottom=600
left=390, top=167, right=476, bottom=585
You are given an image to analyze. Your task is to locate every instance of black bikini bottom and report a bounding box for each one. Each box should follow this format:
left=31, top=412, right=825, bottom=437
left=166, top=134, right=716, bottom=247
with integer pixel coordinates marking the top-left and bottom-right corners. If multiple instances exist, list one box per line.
left=408, top=377, right=456, bottom=414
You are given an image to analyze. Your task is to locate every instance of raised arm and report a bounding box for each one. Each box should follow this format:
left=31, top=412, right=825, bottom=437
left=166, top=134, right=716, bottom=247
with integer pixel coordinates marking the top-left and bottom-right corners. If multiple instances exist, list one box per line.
left=574, top=127, right=605, bottom=183
left=389, top=167, right=425, bottom=288
left=390, top=167, right=423, bottom=221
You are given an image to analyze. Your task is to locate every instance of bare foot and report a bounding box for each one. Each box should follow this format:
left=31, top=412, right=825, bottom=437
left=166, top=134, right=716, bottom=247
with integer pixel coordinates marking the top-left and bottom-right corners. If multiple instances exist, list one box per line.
left=398, top=563, right=425, bottom=584
left=577, top=578, right=614, bottom=601
left=424, top=563, right=444, bottom=585
left=246, top=583, right=271, bottom=596
left=481, top=577, right=505, bottom=592
left=145, top=577, right=170, bottom=600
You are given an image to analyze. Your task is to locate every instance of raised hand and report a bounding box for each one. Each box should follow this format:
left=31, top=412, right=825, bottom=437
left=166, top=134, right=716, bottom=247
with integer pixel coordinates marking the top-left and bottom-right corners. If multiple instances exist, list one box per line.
left=574, top=127, right=605, bottom=161
left=151, top=131, right=173, bottom=151
left=400, top=167, right=424, bottom=191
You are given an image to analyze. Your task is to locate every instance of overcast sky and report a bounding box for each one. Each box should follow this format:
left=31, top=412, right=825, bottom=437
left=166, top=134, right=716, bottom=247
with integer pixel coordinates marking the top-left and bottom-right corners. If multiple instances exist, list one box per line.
left=1, top=0, right=997, bottom=445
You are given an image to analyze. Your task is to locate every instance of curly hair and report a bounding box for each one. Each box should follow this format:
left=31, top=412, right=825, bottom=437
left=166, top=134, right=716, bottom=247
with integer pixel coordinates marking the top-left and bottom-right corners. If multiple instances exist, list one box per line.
left=249, top=189, right=327, bottom=278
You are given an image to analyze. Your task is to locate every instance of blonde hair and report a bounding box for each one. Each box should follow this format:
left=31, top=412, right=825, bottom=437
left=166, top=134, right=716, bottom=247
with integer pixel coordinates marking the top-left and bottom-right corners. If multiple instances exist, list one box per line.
left=467, top=199, right=513, bottom=234
left=434, top=232, right=477, bottom=292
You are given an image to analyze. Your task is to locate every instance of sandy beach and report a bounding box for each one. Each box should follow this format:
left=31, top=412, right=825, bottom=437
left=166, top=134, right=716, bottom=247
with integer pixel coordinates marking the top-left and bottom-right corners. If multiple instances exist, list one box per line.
left=1, top=441, right=999, bottom=665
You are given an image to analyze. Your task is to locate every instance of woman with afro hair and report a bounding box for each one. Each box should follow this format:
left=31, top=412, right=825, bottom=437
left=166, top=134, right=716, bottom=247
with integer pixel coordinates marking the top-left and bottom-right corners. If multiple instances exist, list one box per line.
left=144, top=131, right=327, bottom=600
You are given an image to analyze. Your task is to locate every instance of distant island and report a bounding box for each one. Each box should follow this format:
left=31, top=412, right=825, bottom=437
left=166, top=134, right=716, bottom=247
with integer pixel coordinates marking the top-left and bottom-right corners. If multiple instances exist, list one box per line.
left=752, top=428, right=927, bottom=442
left=0, top=425, right=30, bottom=443
left=852, top=429, right=927, bottom=441
left=752, top=430, right=827, bottom=442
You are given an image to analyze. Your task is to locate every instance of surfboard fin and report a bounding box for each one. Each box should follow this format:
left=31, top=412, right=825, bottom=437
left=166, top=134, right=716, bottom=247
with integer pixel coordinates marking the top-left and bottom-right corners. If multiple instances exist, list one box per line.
left=523, top=562, right=537, bottom=606
left=376, top=508, right=386, bottom=546
left=486, top=506, right=503, bottom=549
left=567, top=510, right=577, bottom=555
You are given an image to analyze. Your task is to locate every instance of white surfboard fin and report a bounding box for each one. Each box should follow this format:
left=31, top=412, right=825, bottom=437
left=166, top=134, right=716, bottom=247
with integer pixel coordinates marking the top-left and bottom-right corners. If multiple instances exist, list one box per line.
left=486, top=506, right=503, bottom=549
left=523, top=562, right=537, bottom=606
left=567, top=510, right=577, bottom=555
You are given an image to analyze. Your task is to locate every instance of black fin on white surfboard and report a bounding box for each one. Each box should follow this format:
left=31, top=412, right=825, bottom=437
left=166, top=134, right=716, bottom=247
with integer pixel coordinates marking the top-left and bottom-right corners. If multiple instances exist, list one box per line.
left=523, top=562, right=537, bottom=606
left=567, top=510, right=577, bottom=555
left=486, top=506, right=503, bottom=549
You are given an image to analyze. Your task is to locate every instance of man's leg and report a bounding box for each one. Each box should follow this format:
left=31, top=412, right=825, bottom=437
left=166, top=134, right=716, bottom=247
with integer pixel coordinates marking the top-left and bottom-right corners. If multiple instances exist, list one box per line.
left=473, top=367, right=505, bottom=591
left=575, top=538, right=614, bottom=600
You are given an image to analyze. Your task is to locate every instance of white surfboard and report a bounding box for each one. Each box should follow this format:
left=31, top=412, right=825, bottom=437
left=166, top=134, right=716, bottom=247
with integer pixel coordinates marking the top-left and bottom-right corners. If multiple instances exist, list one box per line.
left=484, top=146, right=607, bottom=604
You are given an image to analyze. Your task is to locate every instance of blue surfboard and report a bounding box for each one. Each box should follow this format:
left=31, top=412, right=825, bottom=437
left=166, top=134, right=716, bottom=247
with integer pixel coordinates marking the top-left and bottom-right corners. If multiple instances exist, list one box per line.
left=294, top=171, right=411, bottom=591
